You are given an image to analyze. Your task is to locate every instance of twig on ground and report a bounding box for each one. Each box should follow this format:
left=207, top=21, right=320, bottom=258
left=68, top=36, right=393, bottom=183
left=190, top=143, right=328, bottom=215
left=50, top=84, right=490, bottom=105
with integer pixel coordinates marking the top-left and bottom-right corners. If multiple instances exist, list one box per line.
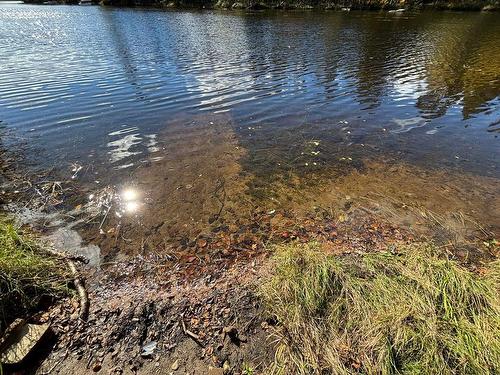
left=67, top=260, right=89, bottom=320
left=45, top=247, right=89, bottom=320
left=180, top=314, right=205, bottom=347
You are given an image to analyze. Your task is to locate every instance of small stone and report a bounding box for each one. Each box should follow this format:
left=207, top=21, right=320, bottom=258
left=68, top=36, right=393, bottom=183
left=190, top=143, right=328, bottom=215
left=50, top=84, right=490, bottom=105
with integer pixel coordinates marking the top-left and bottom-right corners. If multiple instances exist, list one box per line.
left=171, top=359, right=179, bottom=371
left=93, top=363, right=102, bottom=372
left=141, top=341, right=157, bottom=357
left=0, top=323, right=50, bottom=365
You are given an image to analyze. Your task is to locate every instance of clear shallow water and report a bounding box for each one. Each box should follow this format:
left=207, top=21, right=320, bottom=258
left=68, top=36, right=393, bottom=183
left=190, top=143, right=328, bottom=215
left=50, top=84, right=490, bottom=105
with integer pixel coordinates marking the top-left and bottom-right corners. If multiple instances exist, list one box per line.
left=0, top=4, right=499, bottom=177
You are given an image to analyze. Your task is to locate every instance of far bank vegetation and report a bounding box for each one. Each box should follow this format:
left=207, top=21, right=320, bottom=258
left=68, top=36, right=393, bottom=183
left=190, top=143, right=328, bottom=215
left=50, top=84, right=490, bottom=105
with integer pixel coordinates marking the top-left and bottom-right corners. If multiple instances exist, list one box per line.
left=22, top=0, right=500, bottom=11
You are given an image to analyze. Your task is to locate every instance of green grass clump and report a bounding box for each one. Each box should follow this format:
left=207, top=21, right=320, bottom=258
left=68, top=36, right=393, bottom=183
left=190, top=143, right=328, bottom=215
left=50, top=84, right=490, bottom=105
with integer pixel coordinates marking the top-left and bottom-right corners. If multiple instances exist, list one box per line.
left=261, top=243, right=500, bottom=375
left=0, top=218, right=70, bottom=332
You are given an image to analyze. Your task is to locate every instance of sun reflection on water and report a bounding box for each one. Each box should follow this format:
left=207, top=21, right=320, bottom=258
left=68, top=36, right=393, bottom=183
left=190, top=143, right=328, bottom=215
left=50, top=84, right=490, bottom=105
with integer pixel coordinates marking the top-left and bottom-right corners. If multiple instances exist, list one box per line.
left=121, top=188, right=138, bottom=202
left=120, top=188, right=141, bottom=214
left=124, top=200, right=140, bottom=214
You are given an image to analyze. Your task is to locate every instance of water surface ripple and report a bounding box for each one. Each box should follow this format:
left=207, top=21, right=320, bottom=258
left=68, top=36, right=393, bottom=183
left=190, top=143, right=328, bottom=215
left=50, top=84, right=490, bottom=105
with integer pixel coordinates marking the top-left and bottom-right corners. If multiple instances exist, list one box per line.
left=0, top=4, right=499, bottom=175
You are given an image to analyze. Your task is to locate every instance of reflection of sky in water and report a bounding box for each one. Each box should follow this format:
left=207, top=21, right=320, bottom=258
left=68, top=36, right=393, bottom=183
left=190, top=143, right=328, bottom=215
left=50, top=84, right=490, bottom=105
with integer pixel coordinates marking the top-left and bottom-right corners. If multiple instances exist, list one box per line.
left=391, top=117, right=429, bottom=134
left=107, top=128, right=142, bottom=164
left=106, top=127, right=160, bottom=168
left=0, top=4, right=498, bottom=176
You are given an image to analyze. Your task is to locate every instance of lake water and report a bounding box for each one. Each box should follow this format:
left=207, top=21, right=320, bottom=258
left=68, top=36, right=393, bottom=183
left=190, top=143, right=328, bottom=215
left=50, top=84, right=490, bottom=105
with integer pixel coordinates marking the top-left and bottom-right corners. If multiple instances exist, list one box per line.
left=1, top=4, right=499, bottom=255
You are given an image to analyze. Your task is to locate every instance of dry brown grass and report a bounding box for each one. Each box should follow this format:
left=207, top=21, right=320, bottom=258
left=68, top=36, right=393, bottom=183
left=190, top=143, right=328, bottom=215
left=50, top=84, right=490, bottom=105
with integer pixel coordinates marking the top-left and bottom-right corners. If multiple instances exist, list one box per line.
left=261, top=242, right=500, bottom=374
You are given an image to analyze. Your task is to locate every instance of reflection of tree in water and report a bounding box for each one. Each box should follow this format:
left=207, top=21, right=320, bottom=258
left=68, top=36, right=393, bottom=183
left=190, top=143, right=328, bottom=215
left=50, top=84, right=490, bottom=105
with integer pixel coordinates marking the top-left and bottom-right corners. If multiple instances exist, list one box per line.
left=418, top=13, right=500, bottom=119
left=218, top=12, right=500, bottom=188
left=95, top=9, right=498, bottom=130
left=351, top=17, right=394, bottom=109
left=172, top=12, right=253, bottom=104
left=99, top=8, right=148, bottom=102
left=241, top=12, right=349, bottom=102
left=239, top=12, right=499, bottom=119
left=98, top=8, right=181, bottom=103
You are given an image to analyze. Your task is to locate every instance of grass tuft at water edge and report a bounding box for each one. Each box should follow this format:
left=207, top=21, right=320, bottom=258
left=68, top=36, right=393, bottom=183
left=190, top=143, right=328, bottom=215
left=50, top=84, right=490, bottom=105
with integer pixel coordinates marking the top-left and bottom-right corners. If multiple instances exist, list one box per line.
left=260, top=242, right=500, bottom=374
left=0, top=218, right=70, bottom=333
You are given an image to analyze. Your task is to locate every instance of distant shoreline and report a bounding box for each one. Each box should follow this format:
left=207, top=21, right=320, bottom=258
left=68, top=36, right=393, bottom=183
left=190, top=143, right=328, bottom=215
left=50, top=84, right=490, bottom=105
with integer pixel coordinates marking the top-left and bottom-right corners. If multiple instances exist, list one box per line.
left=18, top=0, right=500, bottom=12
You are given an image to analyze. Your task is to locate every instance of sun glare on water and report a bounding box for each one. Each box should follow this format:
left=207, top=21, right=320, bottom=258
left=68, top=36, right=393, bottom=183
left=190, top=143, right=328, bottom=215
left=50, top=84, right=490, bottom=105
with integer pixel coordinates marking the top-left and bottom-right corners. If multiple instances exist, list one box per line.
left=120, top=188, right=140, bottom=213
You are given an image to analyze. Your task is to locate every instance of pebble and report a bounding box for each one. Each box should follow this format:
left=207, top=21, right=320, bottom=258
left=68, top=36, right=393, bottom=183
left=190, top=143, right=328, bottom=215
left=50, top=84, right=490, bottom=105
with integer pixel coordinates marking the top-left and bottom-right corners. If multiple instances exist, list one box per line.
left=171, top=359, right=179, bottom=371
left=92, top=363, right=102, bottom=372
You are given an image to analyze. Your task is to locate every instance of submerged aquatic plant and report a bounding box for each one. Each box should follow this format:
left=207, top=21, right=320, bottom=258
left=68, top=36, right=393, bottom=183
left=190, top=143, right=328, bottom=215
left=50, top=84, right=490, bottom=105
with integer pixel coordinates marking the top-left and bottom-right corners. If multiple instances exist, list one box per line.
left=261, top=242, right=500, bottom=375
left=0, top=218, right=70, bottom=332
